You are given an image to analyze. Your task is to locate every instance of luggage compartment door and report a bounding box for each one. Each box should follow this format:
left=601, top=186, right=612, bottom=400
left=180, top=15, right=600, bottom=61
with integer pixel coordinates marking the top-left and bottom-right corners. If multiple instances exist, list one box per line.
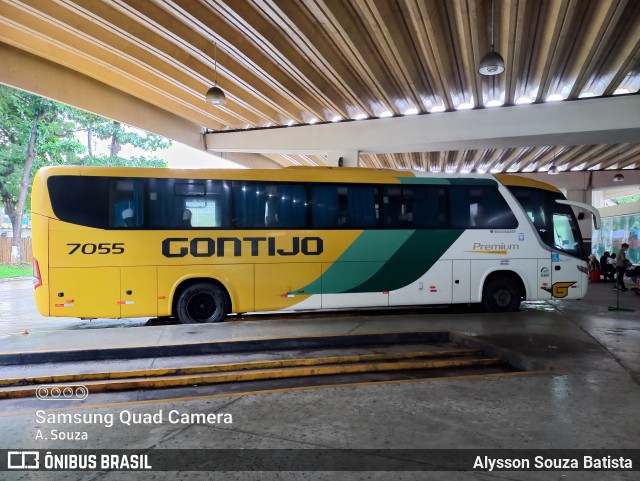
left=121, top=266, right=158, bottom=318
left=49, top=267, right=120, bottom=318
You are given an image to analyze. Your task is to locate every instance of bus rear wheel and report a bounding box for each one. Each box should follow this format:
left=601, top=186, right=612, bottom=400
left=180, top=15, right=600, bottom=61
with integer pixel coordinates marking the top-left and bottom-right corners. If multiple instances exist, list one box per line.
left=482, top=277, right=521, bottom=312
left=176, top=283, right=228, bottom=323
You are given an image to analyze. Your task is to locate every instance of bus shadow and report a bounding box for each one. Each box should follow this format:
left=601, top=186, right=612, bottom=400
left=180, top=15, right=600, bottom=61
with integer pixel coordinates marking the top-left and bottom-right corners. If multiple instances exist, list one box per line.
left=145, top=317, right=180, bottom=326
left=141, top=301, right=551, bottom=326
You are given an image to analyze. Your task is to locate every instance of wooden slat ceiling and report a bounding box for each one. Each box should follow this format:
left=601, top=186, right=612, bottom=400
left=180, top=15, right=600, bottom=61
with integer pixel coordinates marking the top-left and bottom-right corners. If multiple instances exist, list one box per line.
left=1, top=0, right=639, bottom=172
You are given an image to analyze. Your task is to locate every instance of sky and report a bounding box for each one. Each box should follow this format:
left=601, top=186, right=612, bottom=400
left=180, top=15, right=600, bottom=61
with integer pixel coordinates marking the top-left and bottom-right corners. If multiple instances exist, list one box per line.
left=80, top=124, right=244, bottom=170
left=119, top=140, right=245, bottom=170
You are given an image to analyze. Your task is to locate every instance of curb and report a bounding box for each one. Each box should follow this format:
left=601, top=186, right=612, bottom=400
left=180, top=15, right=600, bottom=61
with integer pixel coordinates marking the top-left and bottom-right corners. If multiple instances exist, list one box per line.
left=0, top=331, right=452, bottom=366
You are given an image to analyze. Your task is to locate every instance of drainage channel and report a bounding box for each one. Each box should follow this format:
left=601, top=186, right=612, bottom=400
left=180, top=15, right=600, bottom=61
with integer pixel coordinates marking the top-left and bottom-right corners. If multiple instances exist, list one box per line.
left=0, top=332, right=550, bottom=401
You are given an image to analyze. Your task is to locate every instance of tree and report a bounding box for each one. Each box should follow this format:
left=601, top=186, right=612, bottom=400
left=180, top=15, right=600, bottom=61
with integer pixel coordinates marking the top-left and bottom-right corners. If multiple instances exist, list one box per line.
left=0, top=86, right=82, bottom=263
left=0, top=85, right=170, bottom=263
left=71, top=111, right=171, bottom=165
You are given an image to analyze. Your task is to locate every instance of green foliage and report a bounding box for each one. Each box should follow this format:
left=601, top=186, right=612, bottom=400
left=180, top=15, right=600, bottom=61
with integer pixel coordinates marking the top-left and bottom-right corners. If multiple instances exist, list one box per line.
left=0, top=86, right=82, bottom=212
left=610, top=194, right=640, bottom=205
left=90, top=120, right=172, bottom=151
left=0, top=85, right=170, bottom=201
left=81, top=155, right=166, bottom=168
left=0, top=84, right=171, bottom=261
left=0, top=263, right=31, bottom=279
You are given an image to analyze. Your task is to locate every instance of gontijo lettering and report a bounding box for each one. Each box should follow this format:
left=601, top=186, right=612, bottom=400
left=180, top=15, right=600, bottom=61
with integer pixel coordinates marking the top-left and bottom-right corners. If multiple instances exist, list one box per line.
left=162, top=236, right=323, bottom=258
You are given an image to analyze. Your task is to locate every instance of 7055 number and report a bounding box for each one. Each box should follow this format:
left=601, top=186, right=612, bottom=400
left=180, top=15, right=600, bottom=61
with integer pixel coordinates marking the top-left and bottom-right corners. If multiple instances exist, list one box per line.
left=67, top=243, right=125, bottom=255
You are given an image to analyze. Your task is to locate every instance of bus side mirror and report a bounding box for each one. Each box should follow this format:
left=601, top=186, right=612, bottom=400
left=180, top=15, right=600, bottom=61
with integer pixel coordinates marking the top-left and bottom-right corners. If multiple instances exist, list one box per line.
left=556, top=199, right=601, bottom=230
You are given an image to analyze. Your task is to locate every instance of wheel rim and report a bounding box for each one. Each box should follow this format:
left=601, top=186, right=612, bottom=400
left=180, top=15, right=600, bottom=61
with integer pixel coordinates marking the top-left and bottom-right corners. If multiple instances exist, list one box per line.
left=186, top=292, right=218, bottom=322
left=493, top=288, right=512, bottom=308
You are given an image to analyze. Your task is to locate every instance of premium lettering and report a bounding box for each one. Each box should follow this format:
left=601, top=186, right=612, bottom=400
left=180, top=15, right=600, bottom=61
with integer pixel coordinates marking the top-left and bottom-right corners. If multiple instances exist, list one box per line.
left=472, top=242, right=519, bottom=251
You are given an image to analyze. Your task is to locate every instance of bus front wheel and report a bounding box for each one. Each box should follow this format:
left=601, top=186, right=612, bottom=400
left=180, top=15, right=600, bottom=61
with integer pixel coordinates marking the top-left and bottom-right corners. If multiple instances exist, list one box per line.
left=482, top=277, right=521, bottom=312
left=176, top=283, right=228, bottom=323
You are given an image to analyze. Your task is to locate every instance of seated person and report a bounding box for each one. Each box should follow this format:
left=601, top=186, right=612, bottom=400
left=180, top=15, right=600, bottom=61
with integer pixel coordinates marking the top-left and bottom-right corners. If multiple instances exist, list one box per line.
left=122, top=206, right=135, bottom=227
left=626, top=266, right=640, bottom=293
left=181, top=209, right=192, bottom=228
left=588, top=254, right=600, bottom=271
left=599, top=251, right=615, bottom=281
left=625, top=261, right=640, bottom=277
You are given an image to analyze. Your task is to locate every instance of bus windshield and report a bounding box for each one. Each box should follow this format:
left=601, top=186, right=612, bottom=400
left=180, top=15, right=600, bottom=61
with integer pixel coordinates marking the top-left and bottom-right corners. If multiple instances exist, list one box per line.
left=506, top=186, right=583, bottom=259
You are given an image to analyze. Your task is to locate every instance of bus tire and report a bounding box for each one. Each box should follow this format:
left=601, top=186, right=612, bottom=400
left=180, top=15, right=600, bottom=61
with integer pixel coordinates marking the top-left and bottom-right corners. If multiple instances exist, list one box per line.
left=176, top=283, right=228, bottom=323
left=482, top=277, right=521, bottom=312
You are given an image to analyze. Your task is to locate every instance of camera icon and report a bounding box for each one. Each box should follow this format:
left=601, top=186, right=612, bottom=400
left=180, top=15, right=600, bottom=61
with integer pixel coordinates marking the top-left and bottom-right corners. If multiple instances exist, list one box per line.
left=36, top=385, right=88, bottom=401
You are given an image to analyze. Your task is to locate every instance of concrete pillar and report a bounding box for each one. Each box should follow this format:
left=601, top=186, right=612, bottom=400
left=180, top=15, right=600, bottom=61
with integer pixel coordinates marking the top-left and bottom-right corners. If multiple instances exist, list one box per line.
left=327, top=150, right=359, bottom=167
left=590, top=190, right=604, bottom=209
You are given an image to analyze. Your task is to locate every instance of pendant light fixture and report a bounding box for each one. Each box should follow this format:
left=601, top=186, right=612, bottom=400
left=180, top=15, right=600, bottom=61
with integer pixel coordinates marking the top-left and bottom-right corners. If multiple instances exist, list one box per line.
left=479, top=0, right=505, bottom=76
left=548, top=147, right=558, bottom=174
left=613, top=153, right=625, bottom=182
left=206, top=42, right=227, bottom=106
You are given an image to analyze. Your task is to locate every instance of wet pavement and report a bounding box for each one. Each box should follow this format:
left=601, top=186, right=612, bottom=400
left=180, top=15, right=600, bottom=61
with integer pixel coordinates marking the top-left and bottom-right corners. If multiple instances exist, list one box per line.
left=0, top=278, right=638, bottom=480
left=0, top=279, right=148, bottom=338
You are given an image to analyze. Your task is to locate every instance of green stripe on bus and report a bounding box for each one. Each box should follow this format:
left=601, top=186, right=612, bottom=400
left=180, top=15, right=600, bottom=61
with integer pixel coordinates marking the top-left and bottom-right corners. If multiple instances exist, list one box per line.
left=397, top=177, right=452, bottom=185
left=344, top=230, right=464, bottom=293
left=299, top=229, right=464, bottom=294
left=300, top=231, right=414, bottom=294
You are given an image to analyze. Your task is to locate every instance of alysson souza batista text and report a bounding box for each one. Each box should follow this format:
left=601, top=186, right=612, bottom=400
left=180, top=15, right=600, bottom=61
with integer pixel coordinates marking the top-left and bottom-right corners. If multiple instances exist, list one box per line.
left=474, top=455, right=633, bottom=471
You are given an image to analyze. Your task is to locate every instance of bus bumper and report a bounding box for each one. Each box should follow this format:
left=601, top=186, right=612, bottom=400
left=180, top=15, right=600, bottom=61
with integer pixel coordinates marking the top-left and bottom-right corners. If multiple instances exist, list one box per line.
left=34, top=283, right=50, bottom=316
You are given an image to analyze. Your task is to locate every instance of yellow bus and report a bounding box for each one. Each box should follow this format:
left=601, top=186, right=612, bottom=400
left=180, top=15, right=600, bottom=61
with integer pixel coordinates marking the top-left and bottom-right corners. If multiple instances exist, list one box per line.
left=31, top=166, right=599, bottom=323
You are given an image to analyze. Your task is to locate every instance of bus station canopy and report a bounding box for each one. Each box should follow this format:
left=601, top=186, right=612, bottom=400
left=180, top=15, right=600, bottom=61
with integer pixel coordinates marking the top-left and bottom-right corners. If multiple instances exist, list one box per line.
left=0, top=0, right=639, bottom=175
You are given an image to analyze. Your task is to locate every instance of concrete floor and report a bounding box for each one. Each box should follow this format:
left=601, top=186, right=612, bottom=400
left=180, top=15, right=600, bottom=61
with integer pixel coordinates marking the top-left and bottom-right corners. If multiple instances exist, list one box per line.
left=0, top=279, right=639, bottom=480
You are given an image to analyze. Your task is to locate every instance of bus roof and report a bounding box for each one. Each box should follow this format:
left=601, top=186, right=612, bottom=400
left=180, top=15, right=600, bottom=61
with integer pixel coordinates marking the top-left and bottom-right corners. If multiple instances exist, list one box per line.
left=35, top=166, right=560, bottom=192
left=494, top=174, right=562, bottom=193
left=36, top=165, right=416, bottom=184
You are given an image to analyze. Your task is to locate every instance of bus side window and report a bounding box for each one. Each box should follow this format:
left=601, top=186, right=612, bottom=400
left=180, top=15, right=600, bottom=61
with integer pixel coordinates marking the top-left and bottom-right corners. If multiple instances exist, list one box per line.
left=413, top=186, right=446, bottom=228
left=347, top=186, right=377, bottom=228
left=110, top=179, right=144, bottom=228
left=479, top=188, right=518, bottom=228
left=450, top=186, right=473, bottom=228
left=382, top=186, right=405, bottom=227
left=232, top=182, right=306, bottom=229
left=269, top=184, right=306, bottom=228
left=232, top=181, right=269, bottom=228
left=146, top=179, right=230, bottom=229
left=311, top=185, right=339, bottom=228
left=449, top=186, right=517, bottom=229
left=48, top=176, right=110, bottom=229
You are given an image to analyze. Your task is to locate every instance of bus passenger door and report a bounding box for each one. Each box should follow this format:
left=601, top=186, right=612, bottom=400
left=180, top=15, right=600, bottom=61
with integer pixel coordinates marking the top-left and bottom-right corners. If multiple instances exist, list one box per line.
left=452, top=260, right=471, bottom=303
left=550, top=251, right=580, bottom=299
left=121, top=266, right=157, bottom=318
left=549, top=210, right=583, bottom=299
left=49, top=267, right=120, bottom=318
